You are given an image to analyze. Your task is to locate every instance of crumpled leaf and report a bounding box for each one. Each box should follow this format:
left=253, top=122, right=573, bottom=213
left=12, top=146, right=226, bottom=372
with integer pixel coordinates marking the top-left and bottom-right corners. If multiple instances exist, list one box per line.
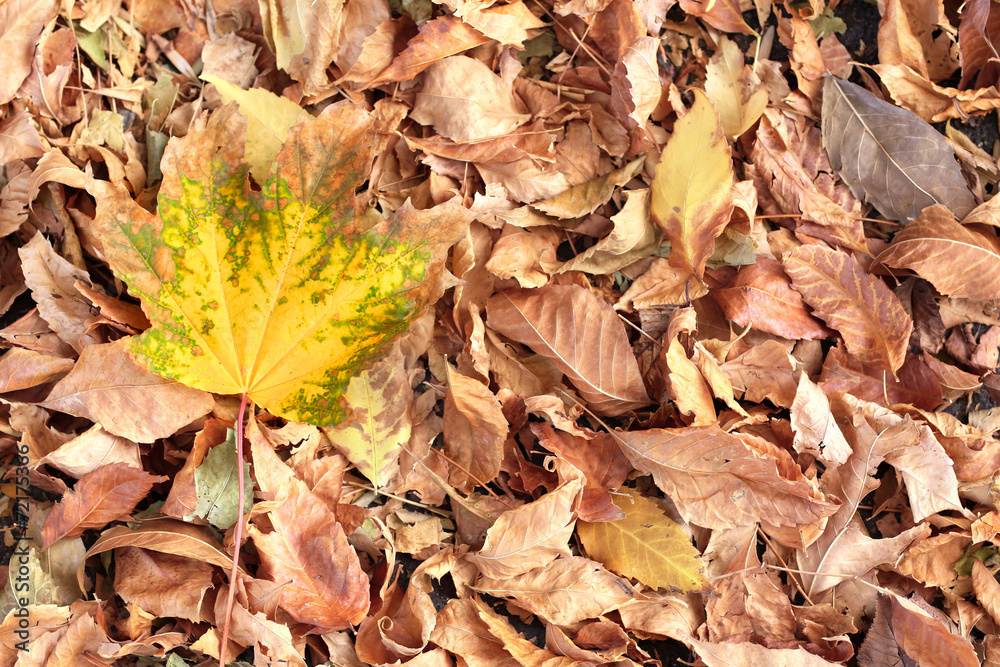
left=578, top=488, right=705, bottom=592
left=876, top=204, right=1000, bottom=302
left=821, top=75, right=975, bottom=221
left=88, top=103, right=470, bottom=427
left=783, top=245, right=912, bottom=373
left=486, top=285, right=650, bottom=416
left=651, top=89, right=735, bottom=279
left=473, top=556, right=635, bottom=625
left=41, top=463, right=168, bottom=548
left=613, top=425, right=839, bottom=530
left=558, top=188, right=660, bottom=275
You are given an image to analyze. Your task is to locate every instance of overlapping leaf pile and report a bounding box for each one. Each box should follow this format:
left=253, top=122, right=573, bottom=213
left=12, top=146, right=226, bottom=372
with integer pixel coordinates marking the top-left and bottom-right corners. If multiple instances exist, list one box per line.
left=4, top=0, right=1000, bottom=665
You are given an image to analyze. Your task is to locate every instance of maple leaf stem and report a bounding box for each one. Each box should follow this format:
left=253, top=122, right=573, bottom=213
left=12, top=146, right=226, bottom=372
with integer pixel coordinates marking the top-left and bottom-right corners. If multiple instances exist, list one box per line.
left=218, top=391, right=250, bottom=667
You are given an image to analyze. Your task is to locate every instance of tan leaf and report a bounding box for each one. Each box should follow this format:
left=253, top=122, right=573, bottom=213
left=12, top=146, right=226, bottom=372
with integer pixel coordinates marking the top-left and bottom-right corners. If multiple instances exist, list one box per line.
left=484, top=226, right=560, bottom=288
left=614, top=425, right=838, bottom=530
left=40, top=338, right=215, bottom=443
left=533, top=423, right=631, bottom=522
left=818, top=345, right=942, bottom=410
left=651, top=89, right=735, bottom=278
left=559, top=188, right=660, bottom=276
left=18, top=232, right=99, bottom=352
left=0, top=0, right=60, bottom=104
left=41, top=463, right=167, bottom=547
left=457, top=1, right=546, bottom=47
left=720, top=339, right=799, bottom=408
left=0, top=347, right=73, bottom=392
left=486, top=285, right=649, bottom=416
left=114, top=547, right=213, bottom=622
left=365, top=15, right=490, bottom=87
left=443, top=367, right=508, bottom=493
left=467, top=479, right=582, bottom=578
left=473, top=556, right=635, bottom=625
left=784, top=245, right=912, bottom=373
left=411, top=55, right=529, bottom=143
left=665, top=337, right=716, bottom=426
left=532, top=157, right=643, bottom=220
left=616, top=258, right=707, bottom=310
left=790, top=373, right=852, bottom=467
left=0, top=109, right=44, bottom=162
left=39, top=426, right=142, bottom=479
left=676, top=0, right=751, bottom=34
left=890, top=595, right=979, bottom=667
left=973, top=560, right=1000, bottom=626
left=688, top=638, right=842, bottom=666
left=578, top=488, right=705, bottom=591
left=876, top=204, right=1000, bottom=301
left=712, top=257, right=833, bottom=340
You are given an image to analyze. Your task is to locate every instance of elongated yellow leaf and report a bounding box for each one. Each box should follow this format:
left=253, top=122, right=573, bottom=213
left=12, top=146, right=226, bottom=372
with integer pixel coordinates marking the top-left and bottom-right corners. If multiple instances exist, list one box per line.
left=578, top=488, right=705, bottom=592
left=704, top=37, right=768, bottom=140
left=651, top=90, right=735, bottom=279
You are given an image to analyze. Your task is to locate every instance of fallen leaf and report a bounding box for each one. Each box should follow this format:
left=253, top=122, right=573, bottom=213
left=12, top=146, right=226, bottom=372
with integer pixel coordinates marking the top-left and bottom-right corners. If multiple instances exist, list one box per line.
left=665, top=336, right=716, bottom=426
left=486, top=285, right=650, bottom=416
left=41, top=463, right=167, bottom=547
left=443, top=366, right=508, bottom=493
left=890, top=595, right=979, bottom=667
left=0, top=0, right=60, bottom=104
left=651, top=89, right=735, bottom=278
left=114, top=547, right=213, bottom=622
left=688, top=639, right=842, bottom=666
left=532, top=157, right=643, bottom=219
left=705, top=36, right=768, bottom=139
left=614, top=425, right=838, bottom=530
left=190, top=431, right=253, bottom=530
left=821, top=75, right=975, bottom=221
left=410, top=55, right=529, bottom=143
left=790, top=373, right=852, bottom=467
left=467, top=478, right=581, bottom=578
left=324, top=344, right=411, bottom=490
left=40, top=338, right=214, bottom=443
left=39, top=426, right=142, bottom=478
left=578, top=488, right=705, bottom=591
left=876, top=204, right=1000, bottom=301
left=0, top=347, right=73, bottom=392
left=712, top=257, right=833, bottom=340
left=88, top=103, right=469, bottom=427
left=677, top=0, right=751, bottom=34
left=473, top=556, right=635, bottom=625
left=258, top=0, right=341, bottom=94
left=783, top=245, right=912, bottom=373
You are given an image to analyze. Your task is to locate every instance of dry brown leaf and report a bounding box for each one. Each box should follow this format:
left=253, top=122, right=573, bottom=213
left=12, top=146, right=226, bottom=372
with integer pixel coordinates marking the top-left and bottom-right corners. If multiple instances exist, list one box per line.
left=818, top=344, right=943, bottom=410
left=473, top=556, right=634, bottom=625
left=720, top=339, right=799, bottom=408
left=784, top=245, right=912, bottom=373
left=688, top=638, right=841, bottom=666
left=876, top=204, right=1000, bottom=301
left=39, top=425, right=142, bottom=478
left=790, top=373, right=852, bottom=467
left=533, top=423, right=631, bottom=522
left=890, top=595, right=979, bottom=667
left=958, top=0, right=1000, bottom=88
left=665, top=337, right=716, bottom=426
left=0, top=0, right=60, bottom=104
left=40, top=338, right=215, bottom=443
left=877, top=0, right=957, bottom=81
left=41, top=463, right=167, bottom=547
left=114, top=547, right=213, bottom=622
left=467, top=479, right=582, bottom=578
left=713, top=257, right=833, bottom=340
left=365, top=15, right=490, bottom=87
left=0, top=347, right=73, bottom=392
left=411, top=55, right=529, bottom=143
left=443, top=367, right=508, bottom=493
left=616, top=258, right=707, bottom=310
left=486, top=285, right=650, bottom=416
left=973, top=559, right=1000, bottom=626
left=614, top=425, right=838, bottom=530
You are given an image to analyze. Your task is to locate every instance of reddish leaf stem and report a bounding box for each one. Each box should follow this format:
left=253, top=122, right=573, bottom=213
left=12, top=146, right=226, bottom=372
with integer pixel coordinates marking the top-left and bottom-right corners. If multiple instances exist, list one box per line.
left=219, top=392, right=249, bottom=667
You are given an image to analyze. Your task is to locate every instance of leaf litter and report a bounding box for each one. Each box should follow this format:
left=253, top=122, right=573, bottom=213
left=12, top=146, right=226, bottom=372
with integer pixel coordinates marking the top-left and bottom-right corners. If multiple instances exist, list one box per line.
left=4, top=1, right=1000, bottom=666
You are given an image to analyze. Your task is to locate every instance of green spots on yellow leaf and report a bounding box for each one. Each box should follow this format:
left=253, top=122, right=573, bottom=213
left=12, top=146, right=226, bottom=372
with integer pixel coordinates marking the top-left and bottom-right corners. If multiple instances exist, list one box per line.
left=88, top=102, right=472, bottom=427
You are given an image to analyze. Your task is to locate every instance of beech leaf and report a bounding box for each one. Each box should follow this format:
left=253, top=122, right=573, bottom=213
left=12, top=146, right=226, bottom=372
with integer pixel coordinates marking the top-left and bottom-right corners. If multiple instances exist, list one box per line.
left=87, top=103, right=469, bottom=427
left=578, top=488, right=705, bottom=592
left=821, top=76, right=975, bottom=221
left=783, top=245, right=912, bottom=373
left=875, top=204, right=1000, bottom=301
left=486, top=285, right=649, bottom=416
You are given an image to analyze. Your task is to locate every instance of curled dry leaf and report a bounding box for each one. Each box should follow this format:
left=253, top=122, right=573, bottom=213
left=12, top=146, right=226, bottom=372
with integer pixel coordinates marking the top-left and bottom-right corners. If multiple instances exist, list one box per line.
left=705, top=36, right=768, bottom=140
left=783, top=245, right=912, bottom=373
left=821, top=76, right=975, bottom=222
left=613, top=425, right=839, bottom=530
left=486, top=285, right=649, bottom=416
left=876, top=204, right=1000, bottom=301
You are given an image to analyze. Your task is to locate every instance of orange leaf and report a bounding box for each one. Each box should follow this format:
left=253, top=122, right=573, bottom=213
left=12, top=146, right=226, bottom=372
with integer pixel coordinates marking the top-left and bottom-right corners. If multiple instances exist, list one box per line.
left=443, top=366, right=508, bottom=493
left=890, top=596, right=979, bottom=667
left=41, top=463, right=167, bottom=548
left=783, top=245, right=912, bottom=372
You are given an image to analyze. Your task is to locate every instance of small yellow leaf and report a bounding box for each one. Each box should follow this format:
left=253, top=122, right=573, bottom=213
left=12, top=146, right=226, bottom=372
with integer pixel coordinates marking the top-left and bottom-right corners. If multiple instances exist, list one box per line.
left=651, top=90, right=735, bottom=279
left=704, top=37, right=768, bottom=140
left=200, top=74, right=309, bottom=181
left=578, top=488, right=705, bottom=592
